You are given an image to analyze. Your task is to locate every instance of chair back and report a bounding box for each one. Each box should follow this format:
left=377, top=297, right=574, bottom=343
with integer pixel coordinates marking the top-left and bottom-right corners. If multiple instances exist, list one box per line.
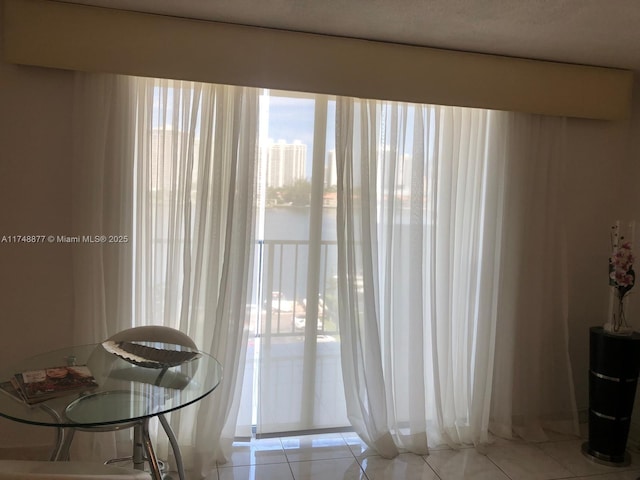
left=98, top=326, right=199, bottom=389
left=108, top=326, right=197, bottom=350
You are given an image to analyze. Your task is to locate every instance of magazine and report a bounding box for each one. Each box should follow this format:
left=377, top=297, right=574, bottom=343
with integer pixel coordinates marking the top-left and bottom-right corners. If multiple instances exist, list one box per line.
left=0, top=380, right=25, bottom=404
left=11, top=365, right=98, bottom=405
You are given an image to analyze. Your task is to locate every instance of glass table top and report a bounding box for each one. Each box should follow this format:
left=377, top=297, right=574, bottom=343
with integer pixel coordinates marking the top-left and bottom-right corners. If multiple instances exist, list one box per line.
left=0, top=343, right=222, bottom=428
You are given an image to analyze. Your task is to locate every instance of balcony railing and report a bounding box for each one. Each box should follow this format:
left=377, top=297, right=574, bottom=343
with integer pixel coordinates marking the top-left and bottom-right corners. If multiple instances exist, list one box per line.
left=240, top=238, right=350, bottom=435
left=254, top=239, right=339, bottom=338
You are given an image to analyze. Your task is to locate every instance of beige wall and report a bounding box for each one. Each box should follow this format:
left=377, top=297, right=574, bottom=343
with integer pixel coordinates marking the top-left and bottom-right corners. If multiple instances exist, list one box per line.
left=564, top=78, right=639, bottom=412
left=564, top=109, right=634, bottom=411
left=0, top=26, right=75, bottom=446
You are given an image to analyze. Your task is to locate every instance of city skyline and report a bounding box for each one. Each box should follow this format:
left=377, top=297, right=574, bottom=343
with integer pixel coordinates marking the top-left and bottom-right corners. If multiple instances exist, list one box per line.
left=149, top=90, right=424, bottom=191
left=265, top=94, right=336, bottom=179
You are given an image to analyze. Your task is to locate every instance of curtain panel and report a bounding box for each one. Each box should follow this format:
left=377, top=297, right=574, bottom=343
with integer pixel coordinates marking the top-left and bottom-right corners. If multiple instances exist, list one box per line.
left=71, top=73, right=138, bottom=462
left=72, top=73, right=578, bottom=470
left=335, top=98, right=579, bottom=456
left=71, top=73, right=136, bottom=346
left=71, top=74, right=260, bottom=475
left=489, top=113, right=579, bottom=440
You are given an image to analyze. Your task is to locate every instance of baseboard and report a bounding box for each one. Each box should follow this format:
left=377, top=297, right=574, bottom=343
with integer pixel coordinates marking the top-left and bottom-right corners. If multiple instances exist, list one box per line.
left=0, top=445, right=53, bottom=460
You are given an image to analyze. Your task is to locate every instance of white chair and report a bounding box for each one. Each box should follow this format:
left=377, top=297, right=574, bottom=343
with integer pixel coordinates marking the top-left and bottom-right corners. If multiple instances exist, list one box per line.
left=108, top=326, right=198, bottom=351
left=107, top=326, right=196, bottom=480
left=0, top=460, right=151, bottom=479
left=61, top=326, right=198, bottom=480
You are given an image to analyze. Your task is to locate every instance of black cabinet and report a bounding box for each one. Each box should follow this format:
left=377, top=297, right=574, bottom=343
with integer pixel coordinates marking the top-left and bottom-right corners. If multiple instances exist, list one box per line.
left=582, top=326, right=640, bottom=466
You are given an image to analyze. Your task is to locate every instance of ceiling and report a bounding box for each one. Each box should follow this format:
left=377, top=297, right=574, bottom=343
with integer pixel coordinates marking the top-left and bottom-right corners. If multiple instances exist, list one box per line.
left=60, top=0, right=640, bottom=73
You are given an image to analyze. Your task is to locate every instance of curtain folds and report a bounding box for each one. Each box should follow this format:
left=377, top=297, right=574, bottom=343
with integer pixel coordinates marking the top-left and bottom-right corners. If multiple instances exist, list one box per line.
left=335, top=98, right=579, bottom=456
left=72, top=72, right=579, bottom=472
left=335, top=98, right=399, bottom=458
left=489, top=113, right=580, bottom=441
left=71, top=73, right=137, bottom=461
left=131, top=78, right=259, bottom=472
left=72, top=74, right=259, bottom=476
left=72, top=73, right=136, bottom=346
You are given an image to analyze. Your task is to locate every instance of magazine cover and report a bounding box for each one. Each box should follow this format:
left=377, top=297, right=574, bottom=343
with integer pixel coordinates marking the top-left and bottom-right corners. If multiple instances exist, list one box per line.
left=12, top=365, right=98, bottom=404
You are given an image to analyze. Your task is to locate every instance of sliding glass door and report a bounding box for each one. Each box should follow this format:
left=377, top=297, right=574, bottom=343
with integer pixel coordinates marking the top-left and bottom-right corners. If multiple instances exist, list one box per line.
left=237, top=91, right=349, bottom=437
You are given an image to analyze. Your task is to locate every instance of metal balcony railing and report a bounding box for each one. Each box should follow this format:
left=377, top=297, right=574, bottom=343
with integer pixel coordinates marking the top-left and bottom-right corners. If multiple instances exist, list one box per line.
left=255, top=239, right=339, bottom=338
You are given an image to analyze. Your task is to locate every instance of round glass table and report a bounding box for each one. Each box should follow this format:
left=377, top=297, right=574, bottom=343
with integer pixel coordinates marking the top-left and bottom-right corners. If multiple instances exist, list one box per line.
left=0, top=342, right=222, bottom=480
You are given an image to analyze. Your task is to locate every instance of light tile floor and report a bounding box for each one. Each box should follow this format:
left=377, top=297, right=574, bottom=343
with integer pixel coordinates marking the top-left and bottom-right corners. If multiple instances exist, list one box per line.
left=204, top=429, right=640, bottom=480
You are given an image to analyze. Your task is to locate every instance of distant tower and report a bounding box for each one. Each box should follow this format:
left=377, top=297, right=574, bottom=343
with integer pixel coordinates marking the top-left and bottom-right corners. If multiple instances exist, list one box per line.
left=267, top=140, right=307, bottom=187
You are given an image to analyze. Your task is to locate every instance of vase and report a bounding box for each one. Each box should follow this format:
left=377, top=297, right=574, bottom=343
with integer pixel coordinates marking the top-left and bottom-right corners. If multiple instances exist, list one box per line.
left=605, top=294, right=633, bottom=336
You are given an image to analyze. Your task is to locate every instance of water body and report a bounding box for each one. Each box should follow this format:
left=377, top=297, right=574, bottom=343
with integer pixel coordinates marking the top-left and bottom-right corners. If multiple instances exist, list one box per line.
left=257, top=204, right=416, bottom=307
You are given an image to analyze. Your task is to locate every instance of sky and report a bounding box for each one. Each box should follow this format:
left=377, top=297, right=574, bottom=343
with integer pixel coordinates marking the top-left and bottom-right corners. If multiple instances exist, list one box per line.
left=265, top=94, right=337, bottom=175
left=266, top=95, right=316, bottom=146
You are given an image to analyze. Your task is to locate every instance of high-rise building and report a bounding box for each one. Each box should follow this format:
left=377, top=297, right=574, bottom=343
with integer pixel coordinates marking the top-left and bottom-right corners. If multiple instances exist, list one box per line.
left=266, top=140, right=307, bottom=187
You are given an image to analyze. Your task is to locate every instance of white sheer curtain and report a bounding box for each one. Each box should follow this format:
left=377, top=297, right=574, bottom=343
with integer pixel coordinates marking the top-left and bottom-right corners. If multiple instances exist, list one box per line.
left=71, top=73, right=137, bottom=462
left=72, top=73, right=136, bottom=346
left=490, top=113, right=579, bottom=441
left=72, top=74, right=260, bottom=476
left=335, top=97, right=578, bottom=456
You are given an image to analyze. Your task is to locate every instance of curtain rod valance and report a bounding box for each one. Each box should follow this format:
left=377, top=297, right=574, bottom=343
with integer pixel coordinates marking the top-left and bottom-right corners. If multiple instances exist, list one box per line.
left=2, top=0, right=633, bottom=120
